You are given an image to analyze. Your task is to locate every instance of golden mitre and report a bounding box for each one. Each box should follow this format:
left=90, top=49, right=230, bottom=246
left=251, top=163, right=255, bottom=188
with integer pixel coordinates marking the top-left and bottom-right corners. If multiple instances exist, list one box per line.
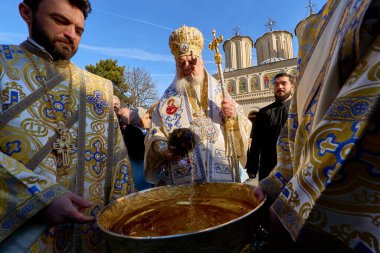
left=169, top=25, right=204, bottom=59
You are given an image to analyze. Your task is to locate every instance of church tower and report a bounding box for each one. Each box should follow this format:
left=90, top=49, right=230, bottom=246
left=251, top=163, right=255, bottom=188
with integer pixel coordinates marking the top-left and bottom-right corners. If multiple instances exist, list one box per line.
left=254, top=17, right=294, bottom=65
left=295, top=1, right=317, bottom=42
left=223, top=27, right=253, bottom=71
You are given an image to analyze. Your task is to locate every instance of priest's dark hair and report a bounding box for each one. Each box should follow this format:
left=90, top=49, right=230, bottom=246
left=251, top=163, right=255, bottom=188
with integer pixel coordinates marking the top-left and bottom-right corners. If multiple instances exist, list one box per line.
left=23, top=0, right=92, bottom=19
left=274, top=73, right=296, bottom=85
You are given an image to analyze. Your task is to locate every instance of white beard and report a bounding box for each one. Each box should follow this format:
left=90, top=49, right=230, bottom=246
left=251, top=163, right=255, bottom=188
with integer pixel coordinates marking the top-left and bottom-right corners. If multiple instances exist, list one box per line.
left=175, top=71, right=205, bottom=94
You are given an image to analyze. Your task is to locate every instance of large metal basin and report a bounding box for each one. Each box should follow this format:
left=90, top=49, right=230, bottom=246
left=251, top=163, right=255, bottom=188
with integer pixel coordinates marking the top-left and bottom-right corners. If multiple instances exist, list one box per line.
left=97, top=182, right=265, bottom=253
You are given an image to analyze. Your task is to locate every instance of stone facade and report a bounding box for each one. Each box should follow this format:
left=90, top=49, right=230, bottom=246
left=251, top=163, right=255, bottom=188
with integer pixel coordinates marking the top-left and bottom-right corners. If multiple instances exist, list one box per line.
left=211, top=2, right=318, bottom=117
left=214, top=31, right=298, bottom=116
left=214, top=58, right=298, bottom=115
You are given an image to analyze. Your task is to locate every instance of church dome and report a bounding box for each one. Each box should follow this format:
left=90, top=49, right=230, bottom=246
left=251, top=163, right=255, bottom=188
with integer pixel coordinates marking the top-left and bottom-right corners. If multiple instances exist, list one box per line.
left=254, top=30, right=293, bottom=65
left=260, top=57, right=286, bottom=65
left=223, top=35, right=253, bottom=70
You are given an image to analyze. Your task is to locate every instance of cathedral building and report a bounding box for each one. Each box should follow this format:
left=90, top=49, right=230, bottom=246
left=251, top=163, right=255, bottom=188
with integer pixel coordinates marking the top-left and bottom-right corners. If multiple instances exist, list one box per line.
left=214, top=7, right=316, bottom=119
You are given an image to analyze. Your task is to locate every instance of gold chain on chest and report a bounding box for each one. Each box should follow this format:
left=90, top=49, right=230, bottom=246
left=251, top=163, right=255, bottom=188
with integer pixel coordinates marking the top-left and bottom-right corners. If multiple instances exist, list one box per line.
left=185, top=83, right=220, bottom=143
left=187, top=83, right=208, bottom=117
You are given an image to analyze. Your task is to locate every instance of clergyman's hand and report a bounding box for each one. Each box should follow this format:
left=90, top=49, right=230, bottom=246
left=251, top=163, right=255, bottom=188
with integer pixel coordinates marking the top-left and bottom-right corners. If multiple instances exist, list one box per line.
left=253, top=184, right=266, bottom=203
left=221, top=98, right=237, bottom=118
left=42, top=192, right=94, bottom=225
left=162, top=147, right=182, bottom=162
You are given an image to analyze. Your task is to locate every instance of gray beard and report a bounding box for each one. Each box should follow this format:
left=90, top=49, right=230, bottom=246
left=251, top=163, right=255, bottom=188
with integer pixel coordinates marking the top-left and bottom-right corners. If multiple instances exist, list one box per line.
left=175, top=71, right=205, bottom=94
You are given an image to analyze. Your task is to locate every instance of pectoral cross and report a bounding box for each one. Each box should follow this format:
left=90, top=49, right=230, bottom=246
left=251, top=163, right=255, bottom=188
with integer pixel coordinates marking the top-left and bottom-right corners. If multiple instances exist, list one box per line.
left=53, top=122, right=75, bottom=168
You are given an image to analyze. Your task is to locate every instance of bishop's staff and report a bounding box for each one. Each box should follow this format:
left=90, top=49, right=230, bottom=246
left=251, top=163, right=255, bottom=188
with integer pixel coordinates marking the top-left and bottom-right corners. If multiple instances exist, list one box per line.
left=209, top=29, right=240, bottom=182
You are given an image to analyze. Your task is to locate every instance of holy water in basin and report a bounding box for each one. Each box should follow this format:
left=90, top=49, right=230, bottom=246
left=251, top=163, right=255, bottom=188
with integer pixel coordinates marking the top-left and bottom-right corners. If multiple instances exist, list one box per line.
left=111, top=196, right=254, bottom=237
left=97, top=182, right=266, bottom=253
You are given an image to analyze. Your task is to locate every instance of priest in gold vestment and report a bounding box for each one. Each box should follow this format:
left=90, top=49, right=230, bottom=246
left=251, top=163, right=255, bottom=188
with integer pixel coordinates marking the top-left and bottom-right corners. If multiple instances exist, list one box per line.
left=254, top=0, right=380, bottom=252
left=0, top=0, right=134, bottom=252
left=144, top=26, right=251, bottom=185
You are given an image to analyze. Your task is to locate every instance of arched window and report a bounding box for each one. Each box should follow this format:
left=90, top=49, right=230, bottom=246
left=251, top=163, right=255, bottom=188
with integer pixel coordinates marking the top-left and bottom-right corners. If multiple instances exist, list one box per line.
left=245, top=42, right=250, bottom=66
left=284, top=39, right=289, bottom=58
left=276, top=36, right=281, bottom=57
left=239, top=78, right=247, bottom=93
left=227, top=80, right=236, bottom=95
left=231, top=43, right=236, bottom=69
left=267, top=40, right=271, bottom=60
left=263, top=74, right=270, bottom=89
left=250, top=76, right=260, bottom=91
left=288, top=68, right=299, bottom=78
left=236, top=42, right=241, bottom=69
left=225, top=43, right=231, bottom=68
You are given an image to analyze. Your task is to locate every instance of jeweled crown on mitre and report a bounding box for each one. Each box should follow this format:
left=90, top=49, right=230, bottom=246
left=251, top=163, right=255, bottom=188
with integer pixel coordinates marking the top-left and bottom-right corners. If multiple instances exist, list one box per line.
left=169, top=25, right=204, bottom=59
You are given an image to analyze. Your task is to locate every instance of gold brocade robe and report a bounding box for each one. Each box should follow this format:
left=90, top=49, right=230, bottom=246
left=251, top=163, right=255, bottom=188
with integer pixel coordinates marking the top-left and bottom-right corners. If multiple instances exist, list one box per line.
left=0, top=42, right=134, bottom=252
left=260, top=0, right=380, bottom=252
left=144, top=71, right=251, bottom=185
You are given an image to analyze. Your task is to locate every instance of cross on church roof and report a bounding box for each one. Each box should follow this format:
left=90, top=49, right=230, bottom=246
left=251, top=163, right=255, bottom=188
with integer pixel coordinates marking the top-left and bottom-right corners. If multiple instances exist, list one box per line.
left=232, top=26, right=241, bottom=36
left=265, top=17, right=277, bottom=32
left=306, top=0, right=317, bottom=16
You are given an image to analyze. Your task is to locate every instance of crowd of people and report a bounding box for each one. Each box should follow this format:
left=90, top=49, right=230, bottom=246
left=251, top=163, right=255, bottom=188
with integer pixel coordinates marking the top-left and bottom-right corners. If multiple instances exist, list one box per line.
left=112, top=96, right=153, bottom=191
left=0, top=0, right=379, bottom=252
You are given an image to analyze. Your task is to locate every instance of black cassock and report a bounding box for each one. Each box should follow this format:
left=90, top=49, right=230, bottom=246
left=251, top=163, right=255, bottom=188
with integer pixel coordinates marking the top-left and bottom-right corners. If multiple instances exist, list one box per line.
left=246, top=99, right=291, bottom=180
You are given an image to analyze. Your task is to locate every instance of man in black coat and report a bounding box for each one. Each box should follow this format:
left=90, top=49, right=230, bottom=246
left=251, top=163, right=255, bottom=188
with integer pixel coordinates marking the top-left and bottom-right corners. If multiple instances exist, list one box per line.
left=246, top=73, right=295, bottom=180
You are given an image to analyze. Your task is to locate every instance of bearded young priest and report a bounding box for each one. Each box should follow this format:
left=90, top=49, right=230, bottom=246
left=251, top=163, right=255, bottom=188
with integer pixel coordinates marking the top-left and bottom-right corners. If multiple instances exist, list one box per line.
left=0, top=0, right=134, bottom=251
left=245, top=73, right=295, bottom=181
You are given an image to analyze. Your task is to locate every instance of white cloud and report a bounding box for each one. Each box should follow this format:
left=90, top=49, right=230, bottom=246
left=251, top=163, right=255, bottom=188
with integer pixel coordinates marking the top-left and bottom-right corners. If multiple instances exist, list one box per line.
left=0, top=32, right=26, bottom=44
left=79, top=44, right=173, bottom=63
left=93, top=8, right=173, bottom=31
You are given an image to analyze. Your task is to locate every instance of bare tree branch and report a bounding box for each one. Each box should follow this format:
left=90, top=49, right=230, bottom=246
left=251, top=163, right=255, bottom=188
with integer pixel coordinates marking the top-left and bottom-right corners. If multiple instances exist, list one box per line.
left=125, top=67, right=159, bottom=108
